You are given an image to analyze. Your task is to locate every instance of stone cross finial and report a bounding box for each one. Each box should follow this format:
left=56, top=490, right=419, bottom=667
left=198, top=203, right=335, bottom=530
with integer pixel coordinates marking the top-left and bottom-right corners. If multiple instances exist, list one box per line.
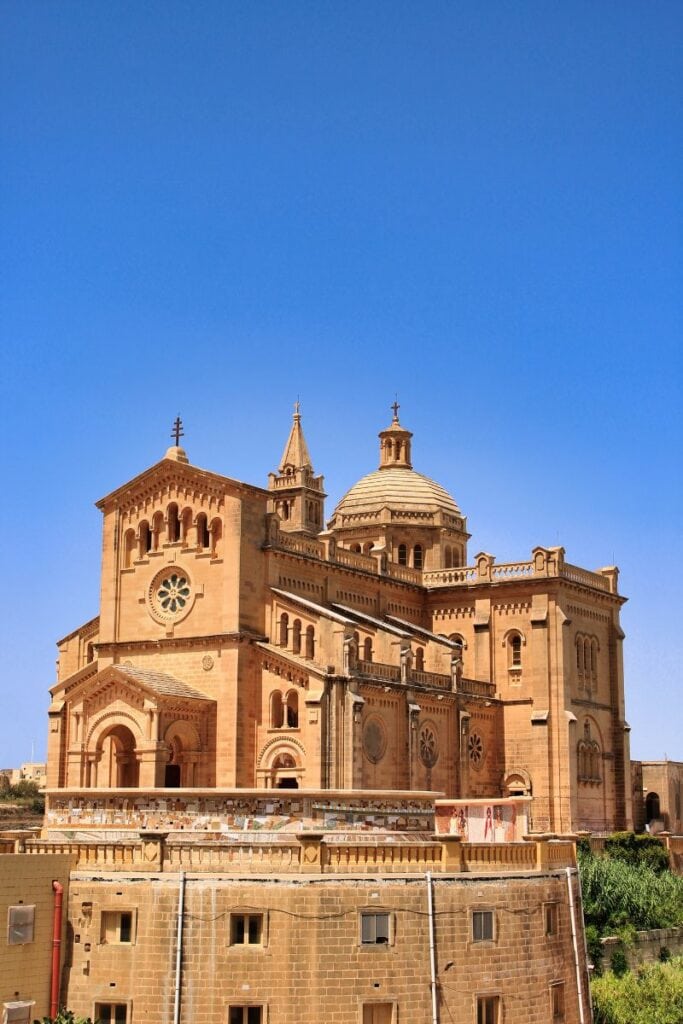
left=391, top=398, right=400, bottom=422
left=171, top=416, right=184, bottom=446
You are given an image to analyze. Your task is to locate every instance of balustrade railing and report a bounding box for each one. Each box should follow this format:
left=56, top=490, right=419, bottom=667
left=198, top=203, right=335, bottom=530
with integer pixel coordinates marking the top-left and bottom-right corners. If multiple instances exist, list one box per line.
left=386, top=563, right=423, bottom=584
left=561, top=563, right=611, bottom=592
left=410, top=668, right=451, bottom=689
left=356, top=660, right=401, bottom=682
left=334, top=548, right=377, bottom=572
left=459, top=677, right=497, bottom=698
left=275, top=533, right=325, bottom=559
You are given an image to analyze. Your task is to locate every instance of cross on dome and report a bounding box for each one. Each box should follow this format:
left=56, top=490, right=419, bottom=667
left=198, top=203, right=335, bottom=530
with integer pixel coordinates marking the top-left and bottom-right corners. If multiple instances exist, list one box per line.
left=171, top=416, right=184, bottom=446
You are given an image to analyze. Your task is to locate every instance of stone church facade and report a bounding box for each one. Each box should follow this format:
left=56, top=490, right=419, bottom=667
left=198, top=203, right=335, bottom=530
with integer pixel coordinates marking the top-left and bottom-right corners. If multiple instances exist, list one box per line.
left=47, top=405, right=632, bottom=834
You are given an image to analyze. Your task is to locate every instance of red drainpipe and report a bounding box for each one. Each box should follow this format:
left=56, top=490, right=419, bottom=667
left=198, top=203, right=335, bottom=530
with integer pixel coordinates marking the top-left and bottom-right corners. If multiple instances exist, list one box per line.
left=50, top=880, right=64, bottom=1018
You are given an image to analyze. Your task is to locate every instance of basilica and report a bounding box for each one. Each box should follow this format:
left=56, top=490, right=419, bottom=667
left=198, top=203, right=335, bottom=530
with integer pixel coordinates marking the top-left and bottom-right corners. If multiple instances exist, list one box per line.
left=47, top=404, right=632, bottom=835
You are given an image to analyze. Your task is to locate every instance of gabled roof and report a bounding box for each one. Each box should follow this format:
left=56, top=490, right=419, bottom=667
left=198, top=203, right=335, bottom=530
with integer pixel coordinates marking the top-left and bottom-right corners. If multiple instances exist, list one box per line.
left=114, top=664, right=212, bottom=701
left=95, top=455, right=270, bottom=508
left=385, top=615, right=459, bottom=647
left=57, top=663, right=213, bottom=705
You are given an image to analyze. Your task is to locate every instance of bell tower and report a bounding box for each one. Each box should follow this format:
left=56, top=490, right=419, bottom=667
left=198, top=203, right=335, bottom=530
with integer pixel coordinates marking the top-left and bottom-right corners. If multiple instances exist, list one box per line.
left=268, top=403, right=326, bottom=536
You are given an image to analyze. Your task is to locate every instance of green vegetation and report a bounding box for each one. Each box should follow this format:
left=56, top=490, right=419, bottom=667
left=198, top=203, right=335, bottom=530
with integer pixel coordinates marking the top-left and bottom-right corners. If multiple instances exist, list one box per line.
left=578, top=842, right=683, bottom=938
left=0, top=780, right=44, bottom=814
left=591, top=957, right=683, bottom=1024
left=34, top=1012, right=96, bottom=1024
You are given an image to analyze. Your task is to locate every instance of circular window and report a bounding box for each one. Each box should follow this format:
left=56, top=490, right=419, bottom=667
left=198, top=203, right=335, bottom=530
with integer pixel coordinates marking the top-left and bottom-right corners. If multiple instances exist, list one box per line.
left=363, top=717, right=387, bottom=764
left=148, top=567, right=195, bottom=624
left=419, top=723, right=439, bottom=768
left=468, top=732, right=484, bottom=769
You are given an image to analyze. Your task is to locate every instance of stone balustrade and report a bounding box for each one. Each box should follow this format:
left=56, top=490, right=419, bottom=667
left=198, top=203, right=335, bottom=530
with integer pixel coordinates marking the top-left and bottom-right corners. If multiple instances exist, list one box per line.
left=459, top=677, right=497, bottom=698
left=333, top=548, right=377, bottom=572
left=1, top=832, right=577, bottom=875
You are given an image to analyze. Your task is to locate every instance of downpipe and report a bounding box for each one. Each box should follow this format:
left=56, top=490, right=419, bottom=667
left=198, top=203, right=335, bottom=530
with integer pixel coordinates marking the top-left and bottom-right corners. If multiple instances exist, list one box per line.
left=50, top=880, right=64, bottom=1017
left=174, top=871, right=186, bottom=1024
left=566, top=866, right=590, bottom=1024
left=426, top=871, right=439, bottom=1024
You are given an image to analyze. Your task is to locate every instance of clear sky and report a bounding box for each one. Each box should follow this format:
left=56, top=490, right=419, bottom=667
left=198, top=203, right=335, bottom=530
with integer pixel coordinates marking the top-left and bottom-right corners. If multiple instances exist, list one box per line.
left=0, top=2, right=681, bottom=767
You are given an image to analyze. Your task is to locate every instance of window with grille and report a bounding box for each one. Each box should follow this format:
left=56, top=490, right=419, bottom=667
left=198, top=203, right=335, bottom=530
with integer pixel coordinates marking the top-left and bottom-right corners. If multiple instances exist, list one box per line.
left=360, top=911, right=390, bottom=945
left=228, top=1008, right=262, bottom=1024
left=7, top=906, right=35, bottom=945
left=94, top=1004, right=128, bottom=1024
left=545, top=903, right=558, bottom=936
left=230, top=913, right=263, bottom=946
left=472, top=910, right=494, bottom=942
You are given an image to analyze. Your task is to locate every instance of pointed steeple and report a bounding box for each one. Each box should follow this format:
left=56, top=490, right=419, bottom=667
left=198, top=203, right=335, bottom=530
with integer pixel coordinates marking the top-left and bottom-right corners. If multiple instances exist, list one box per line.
left=268, top=403, right=326, bottom=536
left=279, top=401, right=313, bottom=472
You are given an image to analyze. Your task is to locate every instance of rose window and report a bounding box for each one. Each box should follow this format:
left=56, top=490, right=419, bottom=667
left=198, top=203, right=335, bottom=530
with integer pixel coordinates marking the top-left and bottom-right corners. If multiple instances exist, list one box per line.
left=157, top=573, right=191, bottom=613
left=419, top=724, right=438, bottom=768
left=468, top=732, right=484, bottom=768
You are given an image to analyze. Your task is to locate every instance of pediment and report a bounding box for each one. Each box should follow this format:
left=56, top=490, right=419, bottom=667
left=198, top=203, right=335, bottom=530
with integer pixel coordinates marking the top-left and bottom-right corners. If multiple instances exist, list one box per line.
left=96, top=457, right=269, bottom=514
left=63, top=663, right=213, bottom=712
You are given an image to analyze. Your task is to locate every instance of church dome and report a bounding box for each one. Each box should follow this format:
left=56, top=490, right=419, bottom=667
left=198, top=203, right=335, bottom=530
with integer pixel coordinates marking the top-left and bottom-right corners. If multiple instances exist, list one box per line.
left=333, top=466, right=461, bottom=521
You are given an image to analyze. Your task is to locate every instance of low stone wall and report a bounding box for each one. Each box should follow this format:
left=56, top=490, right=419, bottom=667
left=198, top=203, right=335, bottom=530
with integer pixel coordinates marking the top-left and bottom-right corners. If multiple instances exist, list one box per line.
left=601, top=926, right=683, bottom=969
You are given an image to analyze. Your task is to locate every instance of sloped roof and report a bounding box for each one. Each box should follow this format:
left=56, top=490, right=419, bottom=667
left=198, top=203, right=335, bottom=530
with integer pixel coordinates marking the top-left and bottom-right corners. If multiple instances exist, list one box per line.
left=114, top=665, right=212, bottom=701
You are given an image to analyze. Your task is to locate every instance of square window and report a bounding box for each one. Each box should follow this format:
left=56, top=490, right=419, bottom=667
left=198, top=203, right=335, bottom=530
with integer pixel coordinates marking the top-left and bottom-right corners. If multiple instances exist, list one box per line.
left=551, top=983, right=565, bottom=1020
left=472, top=910, right=494, bottom=942
left=230, top=913, right=263, bottom=946
left=7, top=906, right=35, bottom=945
left=228, top=1008, right=262, bottom=1024
left=545, top=903, right=558, bottom=937
left=3, top=1002, right=34, bottom=1024
left=94, top=1004, right=128, bottom=1024
left=360, top=911, right=390, bottom=945
left=101, top=910, right=135, bottom=944
left=476, top=996, right=499, bottom=1024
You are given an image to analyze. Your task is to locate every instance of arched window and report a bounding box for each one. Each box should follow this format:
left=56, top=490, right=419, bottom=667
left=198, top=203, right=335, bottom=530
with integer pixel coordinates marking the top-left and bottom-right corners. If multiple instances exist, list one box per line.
left=415, top=647, right=425, bottom=671
left=508, top=633, right=522, bottom=668
left=413, top=545, right=424, bottom=569
left=280, top=501, right=290, bottom=521
left=86, top=642, right=95, bottom=664
left=305, top=625, right=315, bottom=660
left=210, top=518, right=222, bottom=557
left=286, top=691, right=299, bottom=728
left=363, top=542, right=374, bottom=556
left=444, top=546, right=452, bottom=568
left=152, top=511, right=164, bottom=551
left=167, top=503, right=180, bottom=543
left=577, top=721, right=602, bottom=783
left=576, top=636, right=584, bottom=672
left=279, top=613, right=289, bottom=648
left=180, top=508, right=193, bottom=545
left=270, top=691, right=284, bottom=729
left=398, top=543, right=408, bottom=566
left=139, top=520, right=151, bottom=557
left=584, top=638, right=592, bottom=675
left=123, top=528, right=136, bottom=568
left=196, top=513, right=210, bottom=550
left=363, top=637, right=373, bottom=663
left=350, top=543, right=361, bottom=553
left=292, top=619, right=302, bottom=655
left=591, top=639, right=599, bottom=679
left=452, top=547, right=462, bottom=568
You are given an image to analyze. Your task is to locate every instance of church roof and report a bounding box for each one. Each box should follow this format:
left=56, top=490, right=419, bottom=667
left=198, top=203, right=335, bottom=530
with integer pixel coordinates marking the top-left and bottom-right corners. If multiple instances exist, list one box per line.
left=332, top=467, right=461, bottom=519
left=114, top=665, right=212, bottom=701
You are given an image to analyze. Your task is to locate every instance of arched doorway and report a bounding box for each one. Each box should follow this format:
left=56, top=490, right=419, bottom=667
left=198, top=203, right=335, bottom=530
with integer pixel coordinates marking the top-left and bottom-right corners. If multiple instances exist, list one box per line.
left=98, top=724, right=139, bottom=788
left=645, top=792, right=661, bottom=823
left=271, top=752, right=299, bottom=789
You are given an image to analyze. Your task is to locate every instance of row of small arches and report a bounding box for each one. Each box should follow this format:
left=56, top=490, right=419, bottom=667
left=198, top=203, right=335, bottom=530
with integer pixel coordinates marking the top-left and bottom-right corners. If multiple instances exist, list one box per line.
left=123, top=504, right=222, bottom=566
left=270, top=690, right=299, bottom=729
left=277, top=499, right=322, bottom=525
left=278, top=614, right=316, bottom=659
left=577, top=721, right=602, bottom=783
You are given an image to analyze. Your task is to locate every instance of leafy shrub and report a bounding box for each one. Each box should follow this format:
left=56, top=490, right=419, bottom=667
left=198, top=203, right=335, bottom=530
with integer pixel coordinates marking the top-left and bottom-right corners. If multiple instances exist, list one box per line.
left=578, top=847, right=683, bottom=936
left=604, top=832, right=671, bottom=874
left=592, top=956, right=683, bottom=1024
left=610, top=947, right=628, bottom=977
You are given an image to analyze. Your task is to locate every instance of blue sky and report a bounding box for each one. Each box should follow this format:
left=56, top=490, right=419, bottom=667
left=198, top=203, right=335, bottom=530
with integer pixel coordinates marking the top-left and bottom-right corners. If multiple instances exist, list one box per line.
left=0, top=2, right=681, bottom=767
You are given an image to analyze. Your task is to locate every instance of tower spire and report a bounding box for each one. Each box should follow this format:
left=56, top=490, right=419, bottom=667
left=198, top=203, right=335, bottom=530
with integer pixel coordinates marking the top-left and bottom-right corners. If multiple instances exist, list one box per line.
left=279, top=401, right=313, bottom=472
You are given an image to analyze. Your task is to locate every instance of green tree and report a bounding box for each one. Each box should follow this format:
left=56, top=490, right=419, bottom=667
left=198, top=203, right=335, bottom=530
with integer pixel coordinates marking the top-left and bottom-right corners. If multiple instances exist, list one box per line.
left=592, top=957, right=683, bottom=1024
